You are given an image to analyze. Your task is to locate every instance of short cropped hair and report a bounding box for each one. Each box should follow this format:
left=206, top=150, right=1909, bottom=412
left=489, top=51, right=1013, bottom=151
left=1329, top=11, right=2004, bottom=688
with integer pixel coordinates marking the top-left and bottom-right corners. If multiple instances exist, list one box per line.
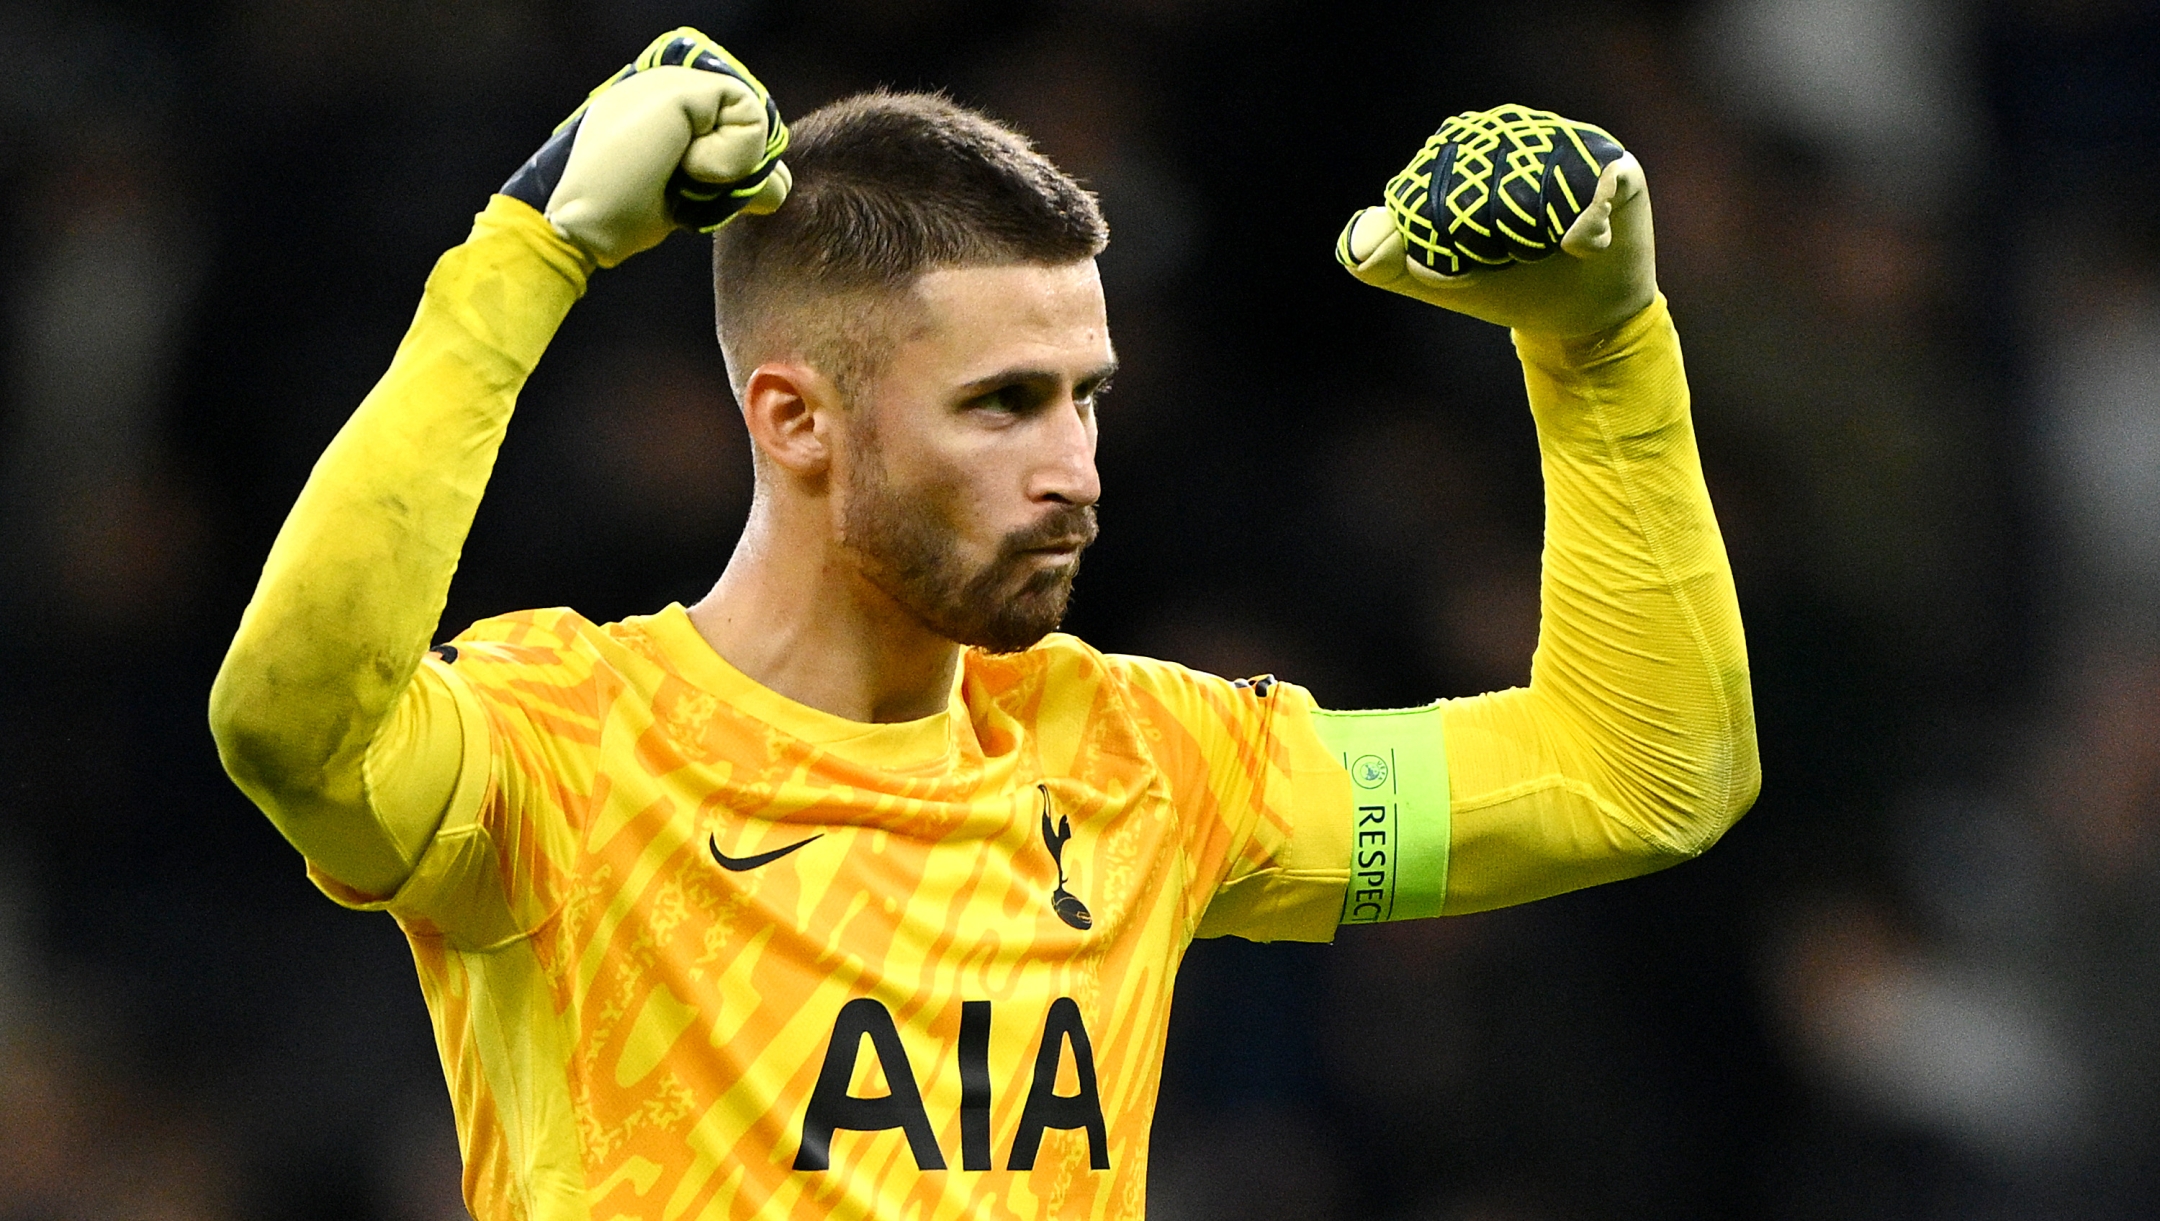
left=712, top=91, right=1108, bottom=399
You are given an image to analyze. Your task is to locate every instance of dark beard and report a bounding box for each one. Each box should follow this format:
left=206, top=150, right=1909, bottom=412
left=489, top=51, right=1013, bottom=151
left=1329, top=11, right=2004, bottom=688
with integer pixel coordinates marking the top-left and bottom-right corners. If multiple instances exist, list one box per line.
left=841, top=454, right=1098, bottom=655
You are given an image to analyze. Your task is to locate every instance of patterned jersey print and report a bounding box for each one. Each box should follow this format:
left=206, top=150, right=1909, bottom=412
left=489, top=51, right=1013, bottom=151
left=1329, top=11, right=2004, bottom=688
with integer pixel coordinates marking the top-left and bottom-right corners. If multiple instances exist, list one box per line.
left=329, top=603, right=1350, bottom=1220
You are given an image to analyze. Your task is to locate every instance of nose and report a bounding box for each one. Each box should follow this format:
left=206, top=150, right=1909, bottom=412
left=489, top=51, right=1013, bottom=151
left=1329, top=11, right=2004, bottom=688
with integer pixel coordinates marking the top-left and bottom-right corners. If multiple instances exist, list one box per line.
left=1033, top=396, right=1101, bottom=508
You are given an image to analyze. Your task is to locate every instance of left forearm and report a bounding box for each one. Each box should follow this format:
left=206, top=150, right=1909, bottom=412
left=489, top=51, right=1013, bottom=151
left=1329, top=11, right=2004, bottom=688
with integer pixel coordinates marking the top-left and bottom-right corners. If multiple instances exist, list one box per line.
left=1439, top=296, right=1758, bottom=912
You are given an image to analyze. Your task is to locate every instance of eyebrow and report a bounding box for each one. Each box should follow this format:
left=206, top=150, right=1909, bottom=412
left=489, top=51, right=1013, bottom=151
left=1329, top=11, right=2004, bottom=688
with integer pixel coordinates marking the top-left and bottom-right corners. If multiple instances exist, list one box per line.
left=954, top=360, right=1120, bottom=399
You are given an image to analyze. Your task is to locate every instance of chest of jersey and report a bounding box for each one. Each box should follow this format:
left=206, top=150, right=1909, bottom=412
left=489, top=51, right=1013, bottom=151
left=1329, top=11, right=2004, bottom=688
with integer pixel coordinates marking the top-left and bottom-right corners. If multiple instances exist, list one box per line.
left=539, top=664, right=1190, bottom=1219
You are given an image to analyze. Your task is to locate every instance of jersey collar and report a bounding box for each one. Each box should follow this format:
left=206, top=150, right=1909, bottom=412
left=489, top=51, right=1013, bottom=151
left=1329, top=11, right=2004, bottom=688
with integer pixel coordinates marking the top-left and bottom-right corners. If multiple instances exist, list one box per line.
left=635, top=602, right=965, bottom=770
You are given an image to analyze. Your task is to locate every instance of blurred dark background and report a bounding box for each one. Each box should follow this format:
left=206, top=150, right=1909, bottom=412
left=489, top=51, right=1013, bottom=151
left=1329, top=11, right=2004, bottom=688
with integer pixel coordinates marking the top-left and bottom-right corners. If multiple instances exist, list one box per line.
left=3, top=0, right=2158, bottom=1216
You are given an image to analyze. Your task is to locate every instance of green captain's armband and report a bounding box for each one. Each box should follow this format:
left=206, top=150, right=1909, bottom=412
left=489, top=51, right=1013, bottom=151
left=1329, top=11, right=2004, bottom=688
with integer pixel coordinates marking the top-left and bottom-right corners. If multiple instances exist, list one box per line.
left=1311, top=704, right=1450, bottom=924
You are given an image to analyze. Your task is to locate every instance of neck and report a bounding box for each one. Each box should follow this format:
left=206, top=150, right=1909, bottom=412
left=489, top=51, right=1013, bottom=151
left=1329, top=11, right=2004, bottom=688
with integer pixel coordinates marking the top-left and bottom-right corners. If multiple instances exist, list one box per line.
left=687, top=503, right=962, bottom=724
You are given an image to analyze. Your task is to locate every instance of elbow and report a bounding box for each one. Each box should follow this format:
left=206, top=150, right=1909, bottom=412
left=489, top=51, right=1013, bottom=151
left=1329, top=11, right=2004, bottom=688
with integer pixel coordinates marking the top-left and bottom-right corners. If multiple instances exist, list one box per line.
left=1726, top=722, right=1763, bottom=825
left=1665, top=712, right=1761, bottom=861
left=1713, top=670, right=1764, bottom=833
left=1607, top=709, right=1759, bottom=866
left=208, top=655, right=332, bottom=813
left=1668, top=652, right=1761, bottom=857
left=208, top=667, right=283, bottom=806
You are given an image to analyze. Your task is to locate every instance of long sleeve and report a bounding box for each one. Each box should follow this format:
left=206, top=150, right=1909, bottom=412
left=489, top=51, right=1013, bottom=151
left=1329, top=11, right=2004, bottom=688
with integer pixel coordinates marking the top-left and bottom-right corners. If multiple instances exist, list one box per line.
left=1437, top=293, right=1759, bottom=913
left=208, top=195, right=592, bottom=900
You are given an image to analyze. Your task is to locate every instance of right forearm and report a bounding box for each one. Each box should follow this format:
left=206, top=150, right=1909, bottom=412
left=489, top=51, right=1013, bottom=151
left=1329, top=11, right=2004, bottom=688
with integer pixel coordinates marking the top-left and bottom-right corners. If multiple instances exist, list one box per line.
left=210, top=196, right=590, bottom=845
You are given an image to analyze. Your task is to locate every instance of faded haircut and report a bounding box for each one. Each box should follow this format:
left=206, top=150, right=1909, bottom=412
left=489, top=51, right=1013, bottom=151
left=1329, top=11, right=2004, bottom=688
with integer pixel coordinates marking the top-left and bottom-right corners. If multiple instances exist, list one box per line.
left=712, top=90, right=1108, bottom=400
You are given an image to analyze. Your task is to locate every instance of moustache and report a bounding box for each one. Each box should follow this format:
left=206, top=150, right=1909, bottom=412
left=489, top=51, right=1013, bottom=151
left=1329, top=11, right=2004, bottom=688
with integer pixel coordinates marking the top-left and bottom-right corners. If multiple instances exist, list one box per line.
left=999, top=504, right=1100, bottom=559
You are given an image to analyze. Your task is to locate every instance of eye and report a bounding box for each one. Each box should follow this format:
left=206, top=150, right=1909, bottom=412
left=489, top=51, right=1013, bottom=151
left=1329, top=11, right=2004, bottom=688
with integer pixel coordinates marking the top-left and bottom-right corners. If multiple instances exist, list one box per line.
left=969, top=382, right=1064, bottom=420
left=1078, top=377, right=1114, bottom=407
left=970, top=385, right=1023, bottom=415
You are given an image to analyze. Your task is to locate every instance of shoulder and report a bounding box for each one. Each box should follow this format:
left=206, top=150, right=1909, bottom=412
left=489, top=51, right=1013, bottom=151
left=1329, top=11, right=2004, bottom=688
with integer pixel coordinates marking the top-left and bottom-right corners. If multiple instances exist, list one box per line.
left=440, top=607, right=641, bottom=693
left=448, top=606, right=597, bottom=653
left=1104, top=647, right=1283, bottom=718
left=964, top=633, right=1190, bottom=701
left=964, top=632, right=1115, bottom=706
left=969, top=634, right=1281, bottom=725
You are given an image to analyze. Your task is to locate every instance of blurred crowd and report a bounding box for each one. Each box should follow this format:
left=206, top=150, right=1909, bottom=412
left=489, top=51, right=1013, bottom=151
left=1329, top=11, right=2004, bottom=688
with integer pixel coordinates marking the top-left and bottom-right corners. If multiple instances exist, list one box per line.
left=1, top=0, right=2156, bottom=1217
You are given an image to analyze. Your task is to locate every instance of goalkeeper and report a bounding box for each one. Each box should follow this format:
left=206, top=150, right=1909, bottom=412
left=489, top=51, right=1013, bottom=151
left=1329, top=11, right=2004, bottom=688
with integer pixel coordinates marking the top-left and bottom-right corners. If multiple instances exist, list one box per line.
left=209, top=28, right=1756, bottom=1221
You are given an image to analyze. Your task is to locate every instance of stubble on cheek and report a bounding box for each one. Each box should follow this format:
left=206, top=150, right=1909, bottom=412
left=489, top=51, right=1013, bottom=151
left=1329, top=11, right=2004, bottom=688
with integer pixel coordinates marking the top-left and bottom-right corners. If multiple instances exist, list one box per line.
left=840, top=453, right=1097, bottom=654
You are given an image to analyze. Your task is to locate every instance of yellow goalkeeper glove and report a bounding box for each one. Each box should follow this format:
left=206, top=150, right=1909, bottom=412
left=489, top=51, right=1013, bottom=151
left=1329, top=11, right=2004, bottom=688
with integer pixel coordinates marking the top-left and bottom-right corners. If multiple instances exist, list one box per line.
left=501, top=28, right=790, bottom=268
left=1336, top=106, right=1655, bottom=337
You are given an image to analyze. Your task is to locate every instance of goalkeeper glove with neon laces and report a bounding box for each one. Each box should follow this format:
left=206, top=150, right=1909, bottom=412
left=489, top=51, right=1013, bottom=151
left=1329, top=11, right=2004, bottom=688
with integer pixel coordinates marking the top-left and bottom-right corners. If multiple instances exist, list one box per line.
left=1337, top=105, right=1656, bottom=337
left=501, top=27, right=790, bottom=267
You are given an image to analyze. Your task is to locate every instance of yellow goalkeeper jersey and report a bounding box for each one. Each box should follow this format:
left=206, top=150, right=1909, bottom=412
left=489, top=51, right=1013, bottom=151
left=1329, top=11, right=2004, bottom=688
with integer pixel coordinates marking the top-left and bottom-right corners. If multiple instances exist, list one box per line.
left=320, top=604, right=1348, bottom=1219
left=211, top=196, right=1755, bottom=1221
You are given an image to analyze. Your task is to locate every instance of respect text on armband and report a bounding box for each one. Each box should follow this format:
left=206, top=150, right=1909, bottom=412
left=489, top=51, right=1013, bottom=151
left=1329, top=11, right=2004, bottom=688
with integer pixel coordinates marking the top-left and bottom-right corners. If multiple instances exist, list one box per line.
left=1315, top=710, right=1447, bottom=923
left=1345, top=804, right=1397, bottom=922
left=1341, top=749, right=1401, bottom=924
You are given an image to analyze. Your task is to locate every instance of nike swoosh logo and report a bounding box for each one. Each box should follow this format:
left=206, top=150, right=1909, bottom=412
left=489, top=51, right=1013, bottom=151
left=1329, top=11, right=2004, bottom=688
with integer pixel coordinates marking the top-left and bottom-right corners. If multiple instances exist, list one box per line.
left=709, top=831, right=823, bottom=872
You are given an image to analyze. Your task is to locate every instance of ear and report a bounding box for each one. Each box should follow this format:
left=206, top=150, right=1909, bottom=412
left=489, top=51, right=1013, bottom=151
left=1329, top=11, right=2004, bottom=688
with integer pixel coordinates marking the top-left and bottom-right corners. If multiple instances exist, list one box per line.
left=739, top=360, right=842, bottom=477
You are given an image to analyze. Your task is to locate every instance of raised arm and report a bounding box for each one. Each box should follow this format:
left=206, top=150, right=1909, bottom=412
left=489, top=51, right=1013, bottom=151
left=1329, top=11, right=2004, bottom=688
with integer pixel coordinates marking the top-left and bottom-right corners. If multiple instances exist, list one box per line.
left=208, top=29, right=789, bottom=899
left=1328, top=108, right=1758, bottom=915
left=208, top=196, right=593, bottom=898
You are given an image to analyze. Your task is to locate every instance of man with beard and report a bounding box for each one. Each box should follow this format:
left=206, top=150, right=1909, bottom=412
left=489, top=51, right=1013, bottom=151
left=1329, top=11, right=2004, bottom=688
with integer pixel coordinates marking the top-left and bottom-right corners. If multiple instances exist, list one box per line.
left=209, top=29, right=1757, bottom=1221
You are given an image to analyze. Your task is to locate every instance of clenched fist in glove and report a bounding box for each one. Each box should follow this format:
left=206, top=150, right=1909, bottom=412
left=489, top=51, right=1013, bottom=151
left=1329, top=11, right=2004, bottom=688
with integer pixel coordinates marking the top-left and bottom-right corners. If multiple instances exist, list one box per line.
left=502, top=27, right=790, bottom=268
left=1337, top=106, right=1655, bottom=337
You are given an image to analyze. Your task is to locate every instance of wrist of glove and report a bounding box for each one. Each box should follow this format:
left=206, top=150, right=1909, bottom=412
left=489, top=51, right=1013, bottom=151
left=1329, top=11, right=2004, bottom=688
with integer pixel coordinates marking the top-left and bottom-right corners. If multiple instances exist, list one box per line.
left=501, top=28, right=790, bottom=269
left=1337, top=106, right=1655, bottom=338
